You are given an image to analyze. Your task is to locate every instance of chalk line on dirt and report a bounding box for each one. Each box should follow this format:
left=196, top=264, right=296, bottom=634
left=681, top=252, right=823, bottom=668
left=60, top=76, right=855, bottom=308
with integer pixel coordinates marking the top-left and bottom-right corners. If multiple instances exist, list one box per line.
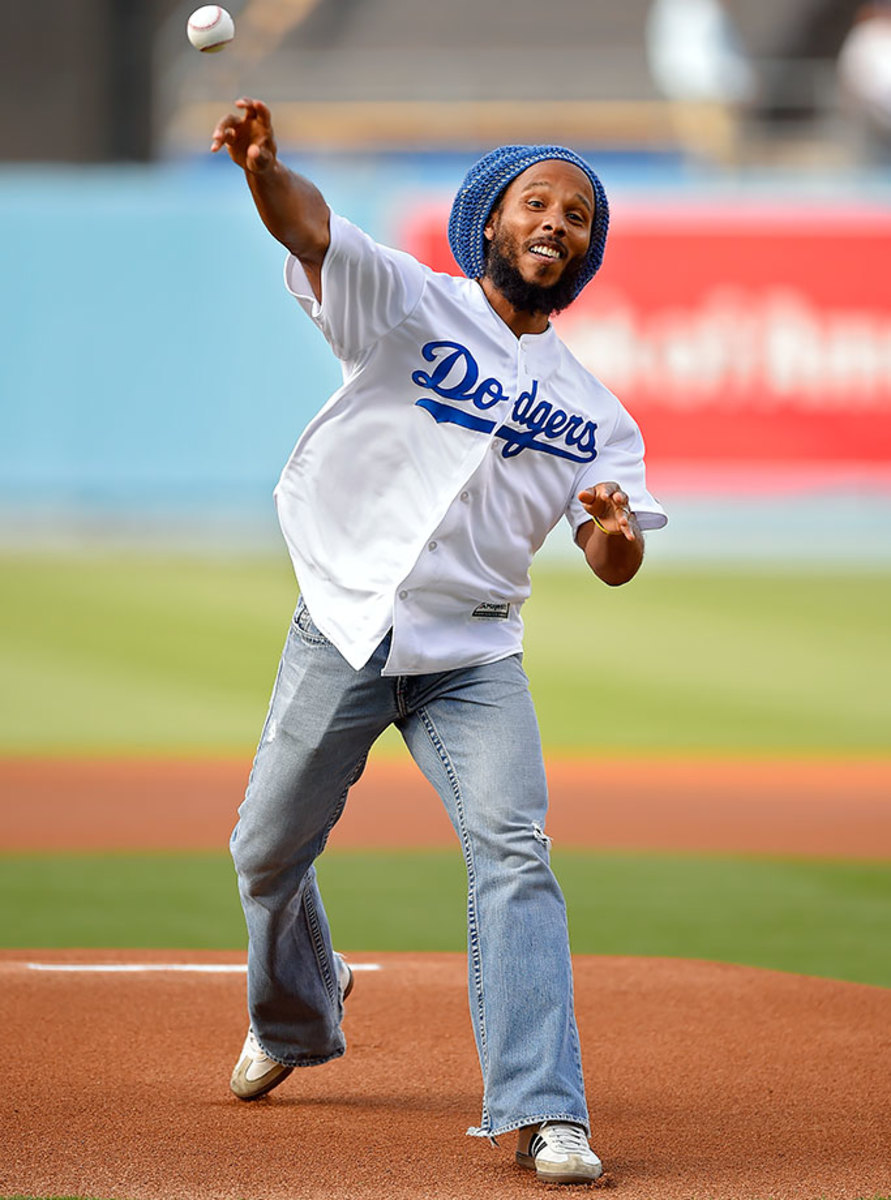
left=23, top=960, right=382, bottom=974
left=1, top=950, right=888, bottom=1200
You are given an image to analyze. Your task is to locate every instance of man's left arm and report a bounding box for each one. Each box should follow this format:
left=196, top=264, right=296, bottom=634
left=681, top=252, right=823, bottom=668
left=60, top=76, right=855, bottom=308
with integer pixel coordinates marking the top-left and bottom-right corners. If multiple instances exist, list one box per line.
left=575, top=482, right=644, bottom=586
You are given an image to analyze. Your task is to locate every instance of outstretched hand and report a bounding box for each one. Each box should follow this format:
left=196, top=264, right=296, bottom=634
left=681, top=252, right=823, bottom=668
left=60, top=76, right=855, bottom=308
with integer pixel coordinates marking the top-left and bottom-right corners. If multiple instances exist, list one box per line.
left=579, top=482, right=638, bottom=541
left=211, top=97, right=278, bottom=173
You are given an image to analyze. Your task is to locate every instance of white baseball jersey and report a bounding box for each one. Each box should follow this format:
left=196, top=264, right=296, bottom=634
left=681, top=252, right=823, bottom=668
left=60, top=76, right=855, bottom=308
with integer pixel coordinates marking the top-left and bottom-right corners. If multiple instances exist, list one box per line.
left=275, top=212, right=667, bottom=675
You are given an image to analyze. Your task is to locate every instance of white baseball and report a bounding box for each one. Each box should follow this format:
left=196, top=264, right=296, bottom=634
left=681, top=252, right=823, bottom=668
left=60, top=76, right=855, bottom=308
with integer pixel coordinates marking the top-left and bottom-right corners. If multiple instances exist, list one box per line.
left=186, top=6, right=235, bottom=53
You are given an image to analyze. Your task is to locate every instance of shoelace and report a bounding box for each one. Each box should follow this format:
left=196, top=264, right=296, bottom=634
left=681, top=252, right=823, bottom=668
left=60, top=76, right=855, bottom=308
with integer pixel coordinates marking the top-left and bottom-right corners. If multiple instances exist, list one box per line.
left=538, top=1123, right=590, bottom=1154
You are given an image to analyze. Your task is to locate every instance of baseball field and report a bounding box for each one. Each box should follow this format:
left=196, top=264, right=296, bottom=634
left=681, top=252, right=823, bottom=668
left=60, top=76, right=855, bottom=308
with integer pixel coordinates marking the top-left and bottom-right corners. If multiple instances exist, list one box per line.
left=1, top=553, right=889, bottom=1200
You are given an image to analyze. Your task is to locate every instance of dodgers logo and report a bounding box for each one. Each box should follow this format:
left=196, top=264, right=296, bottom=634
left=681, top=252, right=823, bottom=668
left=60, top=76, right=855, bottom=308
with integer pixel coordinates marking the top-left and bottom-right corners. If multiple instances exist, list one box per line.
left=412, top=340, right=598, bottom=463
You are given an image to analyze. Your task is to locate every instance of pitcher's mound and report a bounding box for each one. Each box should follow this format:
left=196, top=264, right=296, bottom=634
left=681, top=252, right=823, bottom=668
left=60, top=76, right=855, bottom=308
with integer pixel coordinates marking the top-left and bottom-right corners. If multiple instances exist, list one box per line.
left=0, top=951, right=887, bottom=1200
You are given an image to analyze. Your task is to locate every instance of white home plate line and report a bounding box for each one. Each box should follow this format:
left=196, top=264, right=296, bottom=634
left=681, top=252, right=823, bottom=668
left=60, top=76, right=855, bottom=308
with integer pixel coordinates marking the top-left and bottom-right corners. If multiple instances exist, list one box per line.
left=25, top=962, right=383, bottom=974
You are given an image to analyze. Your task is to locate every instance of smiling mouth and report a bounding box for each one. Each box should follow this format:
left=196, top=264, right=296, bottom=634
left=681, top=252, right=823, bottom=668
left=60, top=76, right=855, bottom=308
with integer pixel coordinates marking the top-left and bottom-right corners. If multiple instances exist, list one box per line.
left=528, top=242, right=564, bottom=261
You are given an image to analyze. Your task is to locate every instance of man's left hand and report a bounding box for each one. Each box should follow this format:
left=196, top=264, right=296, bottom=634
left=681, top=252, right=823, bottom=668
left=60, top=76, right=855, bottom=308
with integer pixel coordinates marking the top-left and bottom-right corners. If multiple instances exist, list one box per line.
left=578, top=482, right=638, bottom=541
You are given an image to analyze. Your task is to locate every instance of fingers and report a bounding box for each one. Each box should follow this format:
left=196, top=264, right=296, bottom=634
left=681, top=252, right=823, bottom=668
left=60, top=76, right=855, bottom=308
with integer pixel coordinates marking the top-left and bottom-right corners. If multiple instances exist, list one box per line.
left=606, top=507, right=635, bottom=541
left=578, top=482, right=635, bottom=538
left=236, top=97, right=272, bottom=125
left=210, top=113, right=239, bottom=152
left=578, top=482, right=628, bottom=511
left=210, top=98, right=273, bottom=154
left=579, top=481, right=622, bottom=501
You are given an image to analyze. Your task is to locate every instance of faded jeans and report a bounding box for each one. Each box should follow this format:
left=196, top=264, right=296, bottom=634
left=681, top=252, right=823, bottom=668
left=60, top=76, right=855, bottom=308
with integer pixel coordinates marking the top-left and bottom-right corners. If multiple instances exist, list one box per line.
left=230, top=598, right=589, bottom=1138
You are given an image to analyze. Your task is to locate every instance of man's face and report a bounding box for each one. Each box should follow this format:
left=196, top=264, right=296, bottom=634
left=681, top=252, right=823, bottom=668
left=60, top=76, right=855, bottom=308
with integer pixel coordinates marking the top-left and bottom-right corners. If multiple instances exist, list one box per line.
left=482, top=160, right=595, bottom=315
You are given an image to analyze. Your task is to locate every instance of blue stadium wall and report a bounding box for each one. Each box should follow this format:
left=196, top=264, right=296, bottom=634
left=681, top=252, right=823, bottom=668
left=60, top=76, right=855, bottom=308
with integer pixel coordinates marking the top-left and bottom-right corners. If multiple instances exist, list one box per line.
left=2, top=153, right=889, bottom=563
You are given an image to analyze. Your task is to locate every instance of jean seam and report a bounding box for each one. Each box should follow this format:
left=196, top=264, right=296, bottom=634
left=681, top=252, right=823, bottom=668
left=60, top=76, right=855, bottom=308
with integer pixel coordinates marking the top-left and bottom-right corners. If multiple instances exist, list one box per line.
left=255, top=1041, right=346, bottom=1070
left=417, top=704, right=490, bottom=1129
left=303, top=878, right=337, bottom=1003
left=304, top=748, right=368, bottom=1020
left=294, top=624, right=329, bottom=647
left=315, top=753, right=368, bottom=861
left=467, top=1110, right=592, bottom=1139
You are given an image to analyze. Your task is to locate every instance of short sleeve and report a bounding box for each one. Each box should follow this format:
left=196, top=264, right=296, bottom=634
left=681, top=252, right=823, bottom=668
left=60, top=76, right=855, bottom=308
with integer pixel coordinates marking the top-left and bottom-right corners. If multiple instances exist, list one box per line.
left=566, top=403, right=668, bottom=533
left=283, top=212, right=426, bottom=362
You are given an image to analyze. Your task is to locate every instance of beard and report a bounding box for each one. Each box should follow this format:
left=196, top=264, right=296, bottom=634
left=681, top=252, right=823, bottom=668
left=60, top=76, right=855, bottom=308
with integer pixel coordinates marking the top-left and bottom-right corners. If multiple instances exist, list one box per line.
left=483, top=230, right=584, bottom=316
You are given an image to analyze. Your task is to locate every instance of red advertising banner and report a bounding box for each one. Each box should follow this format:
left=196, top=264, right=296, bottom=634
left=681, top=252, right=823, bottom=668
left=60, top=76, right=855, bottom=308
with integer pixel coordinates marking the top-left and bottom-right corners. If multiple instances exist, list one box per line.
left=400, top=202, right=891, bottom=492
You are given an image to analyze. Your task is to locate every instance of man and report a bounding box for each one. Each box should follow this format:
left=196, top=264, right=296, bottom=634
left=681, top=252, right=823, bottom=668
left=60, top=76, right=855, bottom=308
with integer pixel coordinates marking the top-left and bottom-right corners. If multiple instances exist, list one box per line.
left=212, top=97, right=666, bottom=1185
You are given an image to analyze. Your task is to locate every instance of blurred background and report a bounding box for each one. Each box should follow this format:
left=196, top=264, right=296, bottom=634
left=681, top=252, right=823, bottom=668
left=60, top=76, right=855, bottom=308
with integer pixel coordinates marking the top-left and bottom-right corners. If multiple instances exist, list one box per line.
left=2, top=0, right=890, bottom=561
left=1, top=1, right=889, bottom=977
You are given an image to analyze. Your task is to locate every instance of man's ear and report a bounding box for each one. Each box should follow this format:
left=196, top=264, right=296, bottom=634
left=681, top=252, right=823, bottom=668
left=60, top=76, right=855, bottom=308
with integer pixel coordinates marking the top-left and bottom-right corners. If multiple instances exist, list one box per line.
left=484, top=209, right=499, bottom=242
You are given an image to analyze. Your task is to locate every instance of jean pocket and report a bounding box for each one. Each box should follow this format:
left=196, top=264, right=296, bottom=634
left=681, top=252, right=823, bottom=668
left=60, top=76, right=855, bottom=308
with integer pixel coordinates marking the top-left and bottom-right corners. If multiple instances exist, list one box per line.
left=293, top=598, right=331, bottom=646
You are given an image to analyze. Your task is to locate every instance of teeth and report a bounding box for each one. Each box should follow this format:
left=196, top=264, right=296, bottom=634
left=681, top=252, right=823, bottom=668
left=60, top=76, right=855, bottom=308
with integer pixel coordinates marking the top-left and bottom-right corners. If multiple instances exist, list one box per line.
left=530, top=245, right=560, bottom=259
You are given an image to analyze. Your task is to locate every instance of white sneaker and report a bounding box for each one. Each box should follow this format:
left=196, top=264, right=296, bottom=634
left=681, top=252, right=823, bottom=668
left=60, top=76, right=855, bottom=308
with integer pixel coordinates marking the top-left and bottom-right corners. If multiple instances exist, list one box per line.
left=229, top=954, right=354, bottom=1101
left=516, top=1121, right=604, bottom=1183
left=338, top=955, right=354, bottom=1000
left=229, top=1026, right=292, bottom=1100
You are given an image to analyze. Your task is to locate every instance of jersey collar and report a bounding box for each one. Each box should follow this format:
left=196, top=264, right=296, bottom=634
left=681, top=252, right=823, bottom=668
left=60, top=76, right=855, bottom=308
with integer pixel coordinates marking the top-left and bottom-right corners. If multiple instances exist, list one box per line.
left=468, top=280, right=562, bottom=379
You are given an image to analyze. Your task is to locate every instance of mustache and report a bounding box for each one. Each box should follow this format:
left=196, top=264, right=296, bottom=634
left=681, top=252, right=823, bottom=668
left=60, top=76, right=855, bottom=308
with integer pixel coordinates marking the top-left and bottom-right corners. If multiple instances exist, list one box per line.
left=484, top=237, right=582, bottom=316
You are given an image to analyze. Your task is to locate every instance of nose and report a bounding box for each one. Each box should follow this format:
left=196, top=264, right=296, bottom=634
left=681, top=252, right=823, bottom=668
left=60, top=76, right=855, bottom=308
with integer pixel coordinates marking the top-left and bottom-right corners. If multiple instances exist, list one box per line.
left=542, top=210, right=567, bottom=237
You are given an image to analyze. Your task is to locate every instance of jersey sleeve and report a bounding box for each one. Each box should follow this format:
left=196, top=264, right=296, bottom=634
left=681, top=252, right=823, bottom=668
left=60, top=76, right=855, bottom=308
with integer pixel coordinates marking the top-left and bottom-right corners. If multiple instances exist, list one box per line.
left=566, top=402, right=668, bottom=534
left=283, top=212, right=426, bottom=362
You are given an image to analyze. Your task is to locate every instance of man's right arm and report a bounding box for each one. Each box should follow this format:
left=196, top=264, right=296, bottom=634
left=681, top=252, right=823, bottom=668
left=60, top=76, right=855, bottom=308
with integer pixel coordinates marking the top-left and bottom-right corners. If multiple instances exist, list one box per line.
left=211, top=98, right=329, bottom=301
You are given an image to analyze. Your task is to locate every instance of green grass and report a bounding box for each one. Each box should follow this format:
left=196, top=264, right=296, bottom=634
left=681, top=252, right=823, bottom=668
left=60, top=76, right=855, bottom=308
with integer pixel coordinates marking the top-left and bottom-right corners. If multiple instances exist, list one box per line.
left=3, top=849, right=888, bottom=987
left=2, top=560, right=888, bottom=1200
left=2, top=556, right=888, bottom=989
left=1, top=554, right=889, bottom=754
left=523, top=563, right=891, bottom=753
left=0, top=553, right=295, bottom=755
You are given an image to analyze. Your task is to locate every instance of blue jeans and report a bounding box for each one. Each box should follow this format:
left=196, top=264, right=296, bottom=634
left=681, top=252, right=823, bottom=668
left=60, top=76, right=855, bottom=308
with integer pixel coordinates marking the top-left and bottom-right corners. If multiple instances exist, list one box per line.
left=230, top=599, right=589, bottom=1138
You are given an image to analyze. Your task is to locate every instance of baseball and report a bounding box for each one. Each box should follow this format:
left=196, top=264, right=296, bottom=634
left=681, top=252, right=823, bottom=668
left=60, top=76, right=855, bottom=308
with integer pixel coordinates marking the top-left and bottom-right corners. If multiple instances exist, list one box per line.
left=186, top=6, right=235, bottom=53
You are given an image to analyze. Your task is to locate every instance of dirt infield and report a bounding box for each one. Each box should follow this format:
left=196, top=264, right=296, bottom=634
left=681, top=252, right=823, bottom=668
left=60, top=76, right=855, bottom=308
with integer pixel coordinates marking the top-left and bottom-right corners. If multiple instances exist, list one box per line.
left=1, top=950, right=888, bottom=1200
left=4, top=754, right=891, bottom=856
left=2, top=756, right=889, bottom=1199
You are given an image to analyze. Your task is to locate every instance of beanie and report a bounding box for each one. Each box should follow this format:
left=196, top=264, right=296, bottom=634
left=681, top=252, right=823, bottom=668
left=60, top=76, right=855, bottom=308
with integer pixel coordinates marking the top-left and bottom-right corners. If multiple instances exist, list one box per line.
left=448, top=144, right=609, bottom=299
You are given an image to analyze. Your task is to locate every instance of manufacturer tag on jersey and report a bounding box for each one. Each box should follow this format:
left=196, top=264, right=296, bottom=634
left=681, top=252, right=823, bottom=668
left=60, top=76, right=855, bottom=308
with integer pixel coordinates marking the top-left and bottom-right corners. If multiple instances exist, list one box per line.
left=471, top=602, right=510, bottom=621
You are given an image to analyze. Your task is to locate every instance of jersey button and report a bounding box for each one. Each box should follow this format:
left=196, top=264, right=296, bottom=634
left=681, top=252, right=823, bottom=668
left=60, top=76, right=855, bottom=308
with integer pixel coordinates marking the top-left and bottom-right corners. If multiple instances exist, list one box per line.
left=428, top=540, right=437, bottom=551
left=398, top=589, right=408, bottom=600
left=460, top=491, right=470, bottom=502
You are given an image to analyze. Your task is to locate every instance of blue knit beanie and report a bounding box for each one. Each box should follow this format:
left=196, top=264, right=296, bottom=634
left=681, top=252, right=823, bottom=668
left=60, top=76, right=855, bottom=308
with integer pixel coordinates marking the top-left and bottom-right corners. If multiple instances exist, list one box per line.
left=448, top=144, right=609, bottom=299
